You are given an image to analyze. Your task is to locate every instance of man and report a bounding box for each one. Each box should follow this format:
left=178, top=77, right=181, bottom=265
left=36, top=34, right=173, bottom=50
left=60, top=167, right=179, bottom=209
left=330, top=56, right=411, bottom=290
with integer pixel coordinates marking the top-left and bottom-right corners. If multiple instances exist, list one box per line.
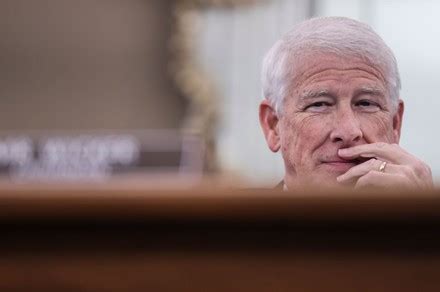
left=259, top=17, right=433, bottom=190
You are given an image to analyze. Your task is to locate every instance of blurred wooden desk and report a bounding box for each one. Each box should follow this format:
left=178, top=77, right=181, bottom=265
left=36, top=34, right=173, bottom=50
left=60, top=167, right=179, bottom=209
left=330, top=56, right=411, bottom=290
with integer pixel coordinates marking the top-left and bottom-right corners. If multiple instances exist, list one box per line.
left=0, top=186, right=439, bottom=291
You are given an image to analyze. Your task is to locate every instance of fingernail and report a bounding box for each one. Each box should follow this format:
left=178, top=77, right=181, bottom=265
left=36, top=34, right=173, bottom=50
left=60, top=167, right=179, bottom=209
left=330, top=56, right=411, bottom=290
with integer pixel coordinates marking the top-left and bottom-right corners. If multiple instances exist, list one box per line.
left=336, top=175, right=343, bottom=182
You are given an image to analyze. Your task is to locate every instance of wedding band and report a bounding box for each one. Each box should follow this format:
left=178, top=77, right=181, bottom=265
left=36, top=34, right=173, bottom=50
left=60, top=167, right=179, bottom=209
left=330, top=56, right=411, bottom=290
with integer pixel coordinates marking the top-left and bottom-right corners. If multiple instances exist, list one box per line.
left=379, top=161, right=387, bottom=173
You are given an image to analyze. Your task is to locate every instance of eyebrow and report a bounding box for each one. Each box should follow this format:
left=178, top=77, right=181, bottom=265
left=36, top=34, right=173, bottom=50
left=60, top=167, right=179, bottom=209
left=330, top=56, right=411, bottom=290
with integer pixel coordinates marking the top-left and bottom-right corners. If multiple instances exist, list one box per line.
left=299, top=89, right=332, bottom=100
left=299, top=86, right=385, bottom=100
left=355, top=86, right=385, bottom=97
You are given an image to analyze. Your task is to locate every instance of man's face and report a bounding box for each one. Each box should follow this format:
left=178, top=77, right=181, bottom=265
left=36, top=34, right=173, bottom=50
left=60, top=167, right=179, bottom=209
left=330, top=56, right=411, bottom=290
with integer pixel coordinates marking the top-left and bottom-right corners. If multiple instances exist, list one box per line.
left=267, top=53, right=403, bottom=188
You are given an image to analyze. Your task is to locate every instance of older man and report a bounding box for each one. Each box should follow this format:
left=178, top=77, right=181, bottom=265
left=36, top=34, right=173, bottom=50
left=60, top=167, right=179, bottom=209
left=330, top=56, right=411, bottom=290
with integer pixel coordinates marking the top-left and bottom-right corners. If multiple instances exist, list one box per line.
left=259, top=17, right=433, bottom=190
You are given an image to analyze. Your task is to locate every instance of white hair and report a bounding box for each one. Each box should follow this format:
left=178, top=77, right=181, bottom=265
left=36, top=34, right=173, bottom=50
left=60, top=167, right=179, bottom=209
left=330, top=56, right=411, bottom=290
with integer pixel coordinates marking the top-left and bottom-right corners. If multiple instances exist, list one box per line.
left=261, top=17, right=401, bottom=114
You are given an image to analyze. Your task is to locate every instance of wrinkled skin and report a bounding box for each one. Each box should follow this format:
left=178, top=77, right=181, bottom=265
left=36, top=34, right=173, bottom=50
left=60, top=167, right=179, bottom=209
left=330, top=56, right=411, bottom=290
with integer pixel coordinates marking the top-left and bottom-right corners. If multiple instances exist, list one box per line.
left=259, top=53, right=433, bottom=189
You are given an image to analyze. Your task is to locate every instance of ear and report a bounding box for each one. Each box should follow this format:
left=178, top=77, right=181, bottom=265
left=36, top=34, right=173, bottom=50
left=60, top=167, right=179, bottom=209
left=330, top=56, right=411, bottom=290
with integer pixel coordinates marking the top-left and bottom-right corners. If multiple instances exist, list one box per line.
left=259, top=99, right=281, bottom=152
left=393, top=99, right=404, bottom=143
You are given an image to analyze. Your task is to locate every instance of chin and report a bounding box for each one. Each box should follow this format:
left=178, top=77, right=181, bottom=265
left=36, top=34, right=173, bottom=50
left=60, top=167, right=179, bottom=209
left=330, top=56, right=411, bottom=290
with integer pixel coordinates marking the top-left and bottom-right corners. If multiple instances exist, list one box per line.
left=315, top=179, right=340, bottom=188
left=287, top=166, right=352, bottom=189
left=320, top=162, right=357, bottom=174
left=288, top=173, right=340, bottom=189
left=307, top=172, right=343, bottom=188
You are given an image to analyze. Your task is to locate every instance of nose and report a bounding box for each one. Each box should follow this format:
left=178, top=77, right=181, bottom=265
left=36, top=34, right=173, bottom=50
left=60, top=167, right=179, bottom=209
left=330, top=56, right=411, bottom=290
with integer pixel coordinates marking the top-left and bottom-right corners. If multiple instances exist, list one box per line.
left=330, top=107, right=363, bottom=146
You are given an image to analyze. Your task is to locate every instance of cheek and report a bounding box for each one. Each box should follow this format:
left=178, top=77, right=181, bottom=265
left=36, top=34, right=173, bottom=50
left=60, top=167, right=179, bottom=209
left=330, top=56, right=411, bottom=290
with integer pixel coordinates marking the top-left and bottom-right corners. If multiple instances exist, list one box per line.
left=360, top=114, right=395, bottom=142
left=280, top=115, right=329, bottom=158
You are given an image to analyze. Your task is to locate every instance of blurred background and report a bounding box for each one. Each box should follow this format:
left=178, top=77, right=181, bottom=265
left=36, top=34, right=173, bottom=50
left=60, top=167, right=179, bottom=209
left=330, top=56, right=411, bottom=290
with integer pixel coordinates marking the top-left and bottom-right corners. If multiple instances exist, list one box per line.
left=0, top=0, right=438, bottom=187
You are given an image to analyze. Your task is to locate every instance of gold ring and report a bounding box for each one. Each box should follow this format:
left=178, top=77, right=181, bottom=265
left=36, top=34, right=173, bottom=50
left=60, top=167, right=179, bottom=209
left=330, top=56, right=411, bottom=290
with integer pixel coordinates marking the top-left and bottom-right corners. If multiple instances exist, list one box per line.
left=379, top=161, right=387, bottom=173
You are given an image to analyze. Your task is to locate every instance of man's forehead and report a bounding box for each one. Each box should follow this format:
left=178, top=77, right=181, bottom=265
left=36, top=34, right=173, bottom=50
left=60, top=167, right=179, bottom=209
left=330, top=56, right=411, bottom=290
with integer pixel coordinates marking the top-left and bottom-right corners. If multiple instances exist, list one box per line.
left=290, top=52, right=388, bottom=85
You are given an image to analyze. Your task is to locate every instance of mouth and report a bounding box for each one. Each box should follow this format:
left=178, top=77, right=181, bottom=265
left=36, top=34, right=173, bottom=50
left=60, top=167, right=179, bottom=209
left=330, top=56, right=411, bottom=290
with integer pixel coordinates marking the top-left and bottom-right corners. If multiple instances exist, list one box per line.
left=320, top=157, right=370, bottom=172
left=322, top=158, right=366, bottom=164
left=323, top=155, right=370, bottom=164
left=347, top=157, right=370, bottom=165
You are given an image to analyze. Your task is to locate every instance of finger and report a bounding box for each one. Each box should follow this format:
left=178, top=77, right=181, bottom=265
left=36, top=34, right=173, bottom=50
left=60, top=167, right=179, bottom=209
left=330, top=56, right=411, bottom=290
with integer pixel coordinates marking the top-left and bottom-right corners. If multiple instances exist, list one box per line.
left=338, top=142, right=414, bottom=165
left=337, top=158, right=379, bottom=184
left=354, top=171, right=411, bottom=190
left=337, top=159, right=403, bottom=184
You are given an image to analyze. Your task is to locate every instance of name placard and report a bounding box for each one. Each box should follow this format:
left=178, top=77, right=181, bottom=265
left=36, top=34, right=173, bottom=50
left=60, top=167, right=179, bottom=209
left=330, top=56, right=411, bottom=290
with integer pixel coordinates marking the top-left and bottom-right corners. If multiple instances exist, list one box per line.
left=0, top=130, right=203, bottom=182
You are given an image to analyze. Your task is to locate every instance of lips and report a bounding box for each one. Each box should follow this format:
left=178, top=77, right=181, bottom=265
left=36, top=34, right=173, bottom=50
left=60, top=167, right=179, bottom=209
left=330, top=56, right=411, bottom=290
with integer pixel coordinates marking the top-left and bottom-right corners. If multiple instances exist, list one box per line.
left=320, top=157, right=369, bottom=173
left=351, top=157, right=370, bottom=164
left=321, top=156, right=370, bottom=165
left=322, top=159, right=358, bottom=164
left=324, top=160, right=357, bottom=166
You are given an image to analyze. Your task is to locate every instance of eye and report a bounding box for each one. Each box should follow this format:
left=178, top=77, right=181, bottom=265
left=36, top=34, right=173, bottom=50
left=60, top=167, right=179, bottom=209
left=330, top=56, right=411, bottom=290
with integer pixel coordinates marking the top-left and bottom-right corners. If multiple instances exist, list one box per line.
left=355, top=100, right=381, bottom=112
left=305, top=101, right=332, bottom=112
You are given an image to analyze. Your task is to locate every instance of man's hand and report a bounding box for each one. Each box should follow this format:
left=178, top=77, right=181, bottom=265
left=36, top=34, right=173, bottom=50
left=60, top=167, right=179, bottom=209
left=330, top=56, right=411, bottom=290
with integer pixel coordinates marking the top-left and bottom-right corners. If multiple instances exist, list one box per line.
left=336, top=142, right=433, bottom=189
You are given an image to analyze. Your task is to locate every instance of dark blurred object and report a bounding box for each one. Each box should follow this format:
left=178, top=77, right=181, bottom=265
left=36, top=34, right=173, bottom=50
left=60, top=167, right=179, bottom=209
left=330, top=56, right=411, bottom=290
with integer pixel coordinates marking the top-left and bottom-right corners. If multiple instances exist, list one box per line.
left=0, top=187, right=440, bottom=291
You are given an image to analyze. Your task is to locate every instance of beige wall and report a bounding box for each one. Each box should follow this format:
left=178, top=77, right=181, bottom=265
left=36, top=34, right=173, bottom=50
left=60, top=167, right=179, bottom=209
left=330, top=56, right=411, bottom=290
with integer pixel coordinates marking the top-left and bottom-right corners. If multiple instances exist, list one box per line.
left=0, top=0, right=185, bottom=130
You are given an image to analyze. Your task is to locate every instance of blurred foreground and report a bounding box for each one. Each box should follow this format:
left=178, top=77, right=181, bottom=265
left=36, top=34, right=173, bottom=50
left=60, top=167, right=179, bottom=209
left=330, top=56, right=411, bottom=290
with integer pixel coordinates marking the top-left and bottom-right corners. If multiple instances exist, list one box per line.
left=0, top=186, right=439, bottom=291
